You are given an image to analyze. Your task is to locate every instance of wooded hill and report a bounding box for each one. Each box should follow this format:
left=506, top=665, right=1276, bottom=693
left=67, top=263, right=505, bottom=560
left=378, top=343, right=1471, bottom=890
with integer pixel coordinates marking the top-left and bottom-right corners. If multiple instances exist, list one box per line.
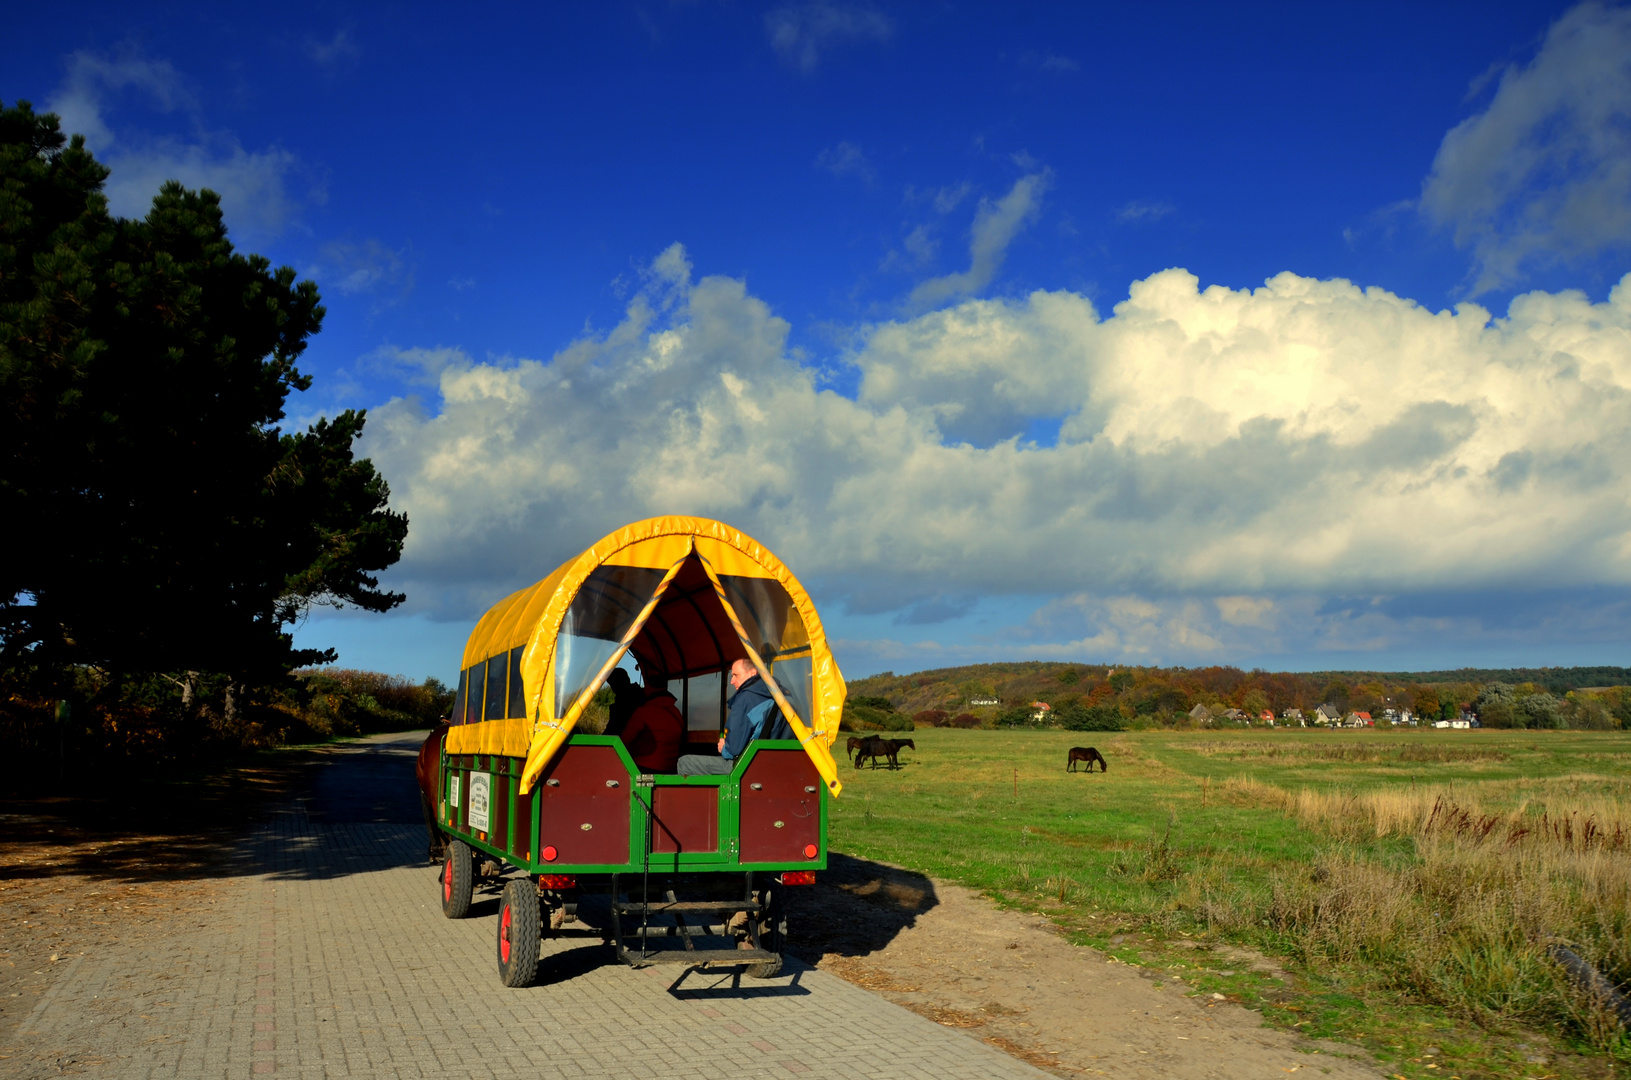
left=842, top=662, right=1631, bottom=732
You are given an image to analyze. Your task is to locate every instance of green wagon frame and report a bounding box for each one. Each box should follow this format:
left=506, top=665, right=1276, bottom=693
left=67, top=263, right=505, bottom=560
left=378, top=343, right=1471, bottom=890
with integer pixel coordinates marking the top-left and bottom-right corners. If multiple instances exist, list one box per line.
left=429, top=518, right=847, bottom=987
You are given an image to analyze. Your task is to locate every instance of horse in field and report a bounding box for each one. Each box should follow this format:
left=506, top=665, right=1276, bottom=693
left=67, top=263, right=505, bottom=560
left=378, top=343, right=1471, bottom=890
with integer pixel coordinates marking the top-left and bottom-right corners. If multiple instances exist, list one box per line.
left=855, top=736, right=914, bottom=770
left=846, top=735, right=869, bottom=762
left=1067, top=746, right=1107, bottom=773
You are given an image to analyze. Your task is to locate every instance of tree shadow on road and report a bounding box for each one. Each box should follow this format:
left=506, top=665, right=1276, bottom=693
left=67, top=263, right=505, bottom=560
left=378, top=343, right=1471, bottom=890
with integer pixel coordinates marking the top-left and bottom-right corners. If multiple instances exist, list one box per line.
left=0, top=733, right=431, bottom=887
left=0, top=747, right=329, bottom=885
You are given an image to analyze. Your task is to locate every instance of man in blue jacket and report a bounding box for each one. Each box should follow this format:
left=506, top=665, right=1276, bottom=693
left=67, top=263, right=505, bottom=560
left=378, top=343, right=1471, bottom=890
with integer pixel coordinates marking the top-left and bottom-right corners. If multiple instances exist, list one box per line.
left=676, top=659, right=794, bottom=775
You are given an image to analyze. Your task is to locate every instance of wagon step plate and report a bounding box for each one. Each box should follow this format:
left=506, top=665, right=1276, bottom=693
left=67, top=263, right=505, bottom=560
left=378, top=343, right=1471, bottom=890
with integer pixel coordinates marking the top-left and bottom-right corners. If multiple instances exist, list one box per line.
left=616, top=945, right=779, bottom=967
left=613, top=900, right=761, bottom=914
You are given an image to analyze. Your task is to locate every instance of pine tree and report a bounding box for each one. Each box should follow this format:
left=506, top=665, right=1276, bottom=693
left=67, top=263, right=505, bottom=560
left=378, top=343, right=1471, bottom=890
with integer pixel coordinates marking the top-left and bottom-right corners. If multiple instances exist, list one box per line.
left=0, top=101, right=407, bottom=690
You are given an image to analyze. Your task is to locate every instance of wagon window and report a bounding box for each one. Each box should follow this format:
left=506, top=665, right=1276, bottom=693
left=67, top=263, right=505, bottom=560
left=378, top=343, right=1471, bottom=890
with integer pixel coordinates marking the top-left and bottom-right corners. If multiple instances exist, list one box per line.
left=507, top=646, right=526, bottom=719
left=453, top=669, right=467, bottom=725
left=465, top=663, right=486, bottom=725
left=485, top=654, right=508, bottom=721
left=556, top=564, right=667, bottom=717
left=681, top=670, right=724, bottom=732
left=716, top=574, right=815, bottom=726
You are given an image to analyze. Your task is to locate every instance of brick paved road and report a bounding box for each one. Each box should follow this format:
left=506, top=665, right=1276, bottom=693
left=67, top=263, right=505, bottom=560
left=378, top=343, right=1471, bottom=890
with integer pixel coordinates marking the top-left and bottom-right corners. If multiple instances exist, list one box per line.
left=12, top=733, right=1047, bottom=1080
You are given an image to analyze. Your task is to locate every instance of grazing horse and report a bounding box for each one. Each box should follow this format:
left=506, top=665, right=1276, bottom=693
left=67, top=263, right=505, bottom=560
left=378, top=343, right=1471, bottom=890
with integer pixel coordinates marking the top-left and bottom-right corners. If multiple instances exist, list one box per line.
left=855, top=736, right=913, bottom=770
left=416, top=723, right=451, bottom=861
left=846, top=735, right=869, bottom=762
left=852, top=735, right=887, bottom=770
left=1066, top=746, right=1107, bottom=773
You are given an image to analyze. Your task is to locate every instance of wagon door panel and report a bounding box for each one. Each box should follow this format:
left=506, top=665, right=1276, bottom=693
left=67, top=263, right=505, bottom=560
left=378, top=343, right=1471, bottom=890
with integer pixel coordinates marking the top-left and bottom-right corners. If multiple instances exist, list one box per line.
left=650, top=786, right=718, bottom=854
left=536, top=745, right=630, bottom=866
left=739, top=750, right=821, bottom=863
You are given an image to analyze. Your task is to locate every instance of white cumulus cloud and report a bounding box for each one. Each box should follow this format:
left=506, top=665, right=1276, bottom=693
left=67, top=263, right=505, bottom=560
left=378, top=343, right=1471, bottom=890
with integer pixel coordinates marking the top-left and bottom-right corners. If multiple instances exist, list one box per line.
left=45, top=49, right=309, bottom=238
left=1420, top=0, right=1631, bottom=293
left=359, top=244, right=1631, bottom=640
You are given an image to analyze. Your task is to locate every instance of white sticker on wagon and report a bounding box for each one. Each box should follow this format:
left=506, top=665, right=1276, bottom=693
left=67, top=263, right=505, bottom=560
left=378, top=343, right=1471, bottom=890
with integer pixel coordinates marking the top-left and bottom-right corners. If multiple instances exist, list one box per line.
left=469, top=772, right=491, bottom=834
left=449, top=775, right=460, bottom=809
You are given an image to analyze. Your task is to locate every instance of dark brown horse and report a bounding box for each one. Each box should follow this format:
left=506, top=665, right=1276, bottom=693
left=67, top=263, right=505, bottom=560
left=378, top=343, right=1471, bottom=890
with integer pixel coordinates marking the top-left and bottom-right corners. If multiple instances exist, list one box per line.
left=846, top=735, right=869, bottom=762
left=855, top=736, right=914, bottom=770
left=416, top=723, right=450, bottom=861
left=1067, top=746, right=1107, bottom=773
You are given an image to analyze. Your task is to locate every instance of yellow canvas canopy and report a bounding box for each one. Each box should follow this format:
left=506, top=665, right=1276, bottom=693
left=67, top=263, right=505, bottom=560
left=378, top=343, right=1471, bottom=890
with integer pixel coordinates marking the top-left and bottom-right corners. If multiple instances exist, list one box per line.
left=445, top=517, right=846, bottom=798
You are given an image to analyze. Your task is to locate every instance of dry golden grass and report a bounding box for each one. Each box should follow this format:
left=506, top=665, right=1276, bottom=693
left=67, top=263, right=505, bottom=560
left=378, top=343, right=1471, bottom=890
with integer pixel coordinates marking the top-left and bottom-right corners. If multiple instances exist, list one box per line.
left=1192, top=740, right=1509, bottom=764
left=1212, top=773, right=1631, bottom=1047
left=836, top=728, right=1631, bottom=1065
left=1227, top=776, right=1631, bottom=853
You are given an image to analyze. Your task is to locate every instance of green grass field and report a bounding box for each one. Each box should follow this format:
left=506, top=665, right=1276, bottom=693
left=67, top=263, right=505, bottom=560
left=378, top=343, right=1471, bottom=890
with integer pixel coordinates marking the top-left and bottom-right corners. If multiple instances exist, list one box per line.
left=828, top=727, right=1631, bottom=1080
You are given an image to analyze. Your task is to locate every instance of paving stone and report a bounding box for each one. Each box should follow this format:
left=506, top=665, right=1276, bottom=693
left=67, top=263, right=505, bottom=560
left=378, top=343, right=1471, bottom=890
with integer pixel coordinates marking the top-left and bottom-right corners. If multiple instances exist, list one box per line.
left=12, top=734, right=1046, bottom=1079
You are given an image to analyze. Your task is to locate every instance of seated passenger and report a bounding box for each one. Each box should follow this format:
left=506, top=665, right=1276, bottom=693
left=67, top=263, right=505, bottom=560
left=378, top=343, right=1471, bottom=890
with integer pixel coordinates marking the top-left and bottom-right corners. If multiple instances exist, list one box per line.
left=619, top=666, right=685, bottom=773
left=676, top=659, right=794, bottom=776
left=601, top=668, right=643, bottom=738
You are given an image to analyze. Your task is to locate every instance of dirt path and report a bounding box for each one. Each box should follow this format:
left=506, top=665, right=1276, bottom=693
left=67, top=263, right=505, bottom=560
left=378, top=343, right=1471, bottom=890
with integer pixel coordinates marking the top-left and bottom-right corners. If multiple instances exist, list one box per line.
left=789, top=857, right=1381, bottom=1080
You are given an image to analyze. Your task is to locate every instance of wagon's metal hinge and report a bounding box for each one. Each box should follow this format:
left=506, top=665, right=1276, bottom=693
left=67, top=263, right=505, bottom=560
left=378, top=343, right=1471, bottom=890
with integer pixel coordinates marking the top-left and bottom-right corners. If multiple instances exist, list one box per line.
left=636, top=774, right=655, bottom=788
left=729, top=838, right=738, bottom=854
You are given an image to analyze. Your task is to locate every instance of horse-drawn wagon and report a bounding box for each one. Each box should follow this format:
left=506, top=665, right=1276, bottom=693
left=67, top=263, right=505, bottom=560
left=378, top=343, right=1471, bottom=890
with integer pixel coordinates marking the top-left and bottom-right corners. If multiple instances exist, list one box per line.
left=423, top=517, right=846, bottom=986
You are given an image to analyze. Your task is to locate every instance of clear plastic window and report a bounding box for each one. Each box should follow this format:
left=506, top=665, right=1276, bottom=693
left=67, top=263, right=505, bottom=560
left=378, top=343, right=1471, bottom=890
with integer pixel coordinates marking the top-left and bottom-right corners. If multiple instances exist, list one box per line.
left=485, top=654, right=507, bottom=721
left=507, top=646, right=526, bottom=719
left=465, top=664, right=485, bottom=725
left=453, top=669, right=467, bottom=726
left=555, top=564, right=667, bottom=717
left=765, top=655, right=814, bottom=731
left=681, top=671, right=725, bottom=731
left=716, top=574, right=814, bottom=725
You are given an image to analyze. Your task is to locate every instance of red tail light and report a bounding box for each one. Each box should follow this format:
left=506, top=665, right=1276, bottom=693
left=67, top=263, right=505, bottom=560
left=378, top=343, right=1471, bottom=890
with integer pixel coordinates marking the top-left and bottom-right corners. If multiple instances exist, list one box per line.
left=537, top=874, right=576, bottom=889
left=803, top=844, right=819, bottom=859
left=780, top=871, right=816, bottom=886
left=541, top=845, right=558, bottom=862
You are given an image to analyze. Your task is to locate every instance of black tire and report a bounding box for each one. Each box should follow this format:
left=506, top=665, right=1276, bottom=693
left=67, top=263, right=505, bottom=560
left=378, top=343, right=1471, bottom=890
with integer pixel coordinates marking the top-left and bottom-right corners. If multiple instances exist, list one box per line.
left=747, top=885, right=785, bottom=979
left=441, top=839, right=474, bottom=919
left=497, top=878, right=542, bottom=988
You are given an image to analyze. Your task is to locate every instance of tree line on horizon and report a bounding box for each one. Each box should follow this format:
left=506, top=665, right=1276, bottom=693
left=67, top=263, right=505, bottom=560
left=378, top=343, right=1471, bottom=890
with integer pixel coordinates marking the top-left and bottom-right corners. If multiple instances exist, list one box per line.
left=845, top=662, right=1631, bottom=732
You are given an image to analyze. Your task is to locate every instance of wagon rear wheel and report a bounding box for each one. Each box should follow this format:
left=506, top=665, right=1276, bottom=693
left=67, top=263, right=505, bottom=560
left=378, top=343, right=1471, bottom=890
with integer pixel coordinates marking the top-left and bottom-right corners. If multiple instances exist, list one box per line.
left=746, top=885, right=785, bottom=979
left=496, top=878, right=542, bottom=988
left=441, top=839, right=474, bottom=919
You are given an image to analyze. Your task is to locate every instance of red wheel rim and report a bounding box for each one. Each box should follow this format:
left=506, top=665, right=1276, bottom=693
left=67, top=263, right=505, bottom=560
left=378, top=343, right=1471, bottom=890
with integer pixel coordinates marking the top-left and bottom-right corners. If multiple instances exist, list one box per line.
left=444, top=856, right=453, bottom=902
left=499, top=905, right=512, bottom=964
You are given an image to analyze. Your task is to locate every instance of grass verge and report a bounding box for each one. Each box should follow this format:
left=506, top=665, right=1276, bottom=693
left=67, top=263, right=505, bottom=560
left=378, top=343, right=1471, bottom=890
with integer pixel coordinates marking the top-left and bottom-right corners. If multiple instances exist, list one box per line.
left=828, top=727, right=1631, bottom=1080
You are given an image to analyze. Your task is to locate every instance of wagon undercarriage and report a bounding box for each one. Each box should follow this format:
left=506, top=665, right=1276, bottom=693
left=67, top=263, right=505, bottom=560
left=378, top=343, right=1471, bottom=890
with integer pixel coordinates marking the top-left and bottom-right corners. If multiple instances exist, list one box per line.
left=437, top=737, right=822, bottom=987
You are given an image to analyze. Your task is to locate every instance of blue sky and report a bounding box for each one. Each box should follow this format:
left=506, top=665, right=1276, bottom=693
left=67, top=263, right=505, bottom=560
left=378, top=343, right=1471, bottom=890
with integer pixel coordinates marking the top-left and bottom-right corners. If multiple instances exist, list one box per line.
left=9, top=2, right=1631, bottom=682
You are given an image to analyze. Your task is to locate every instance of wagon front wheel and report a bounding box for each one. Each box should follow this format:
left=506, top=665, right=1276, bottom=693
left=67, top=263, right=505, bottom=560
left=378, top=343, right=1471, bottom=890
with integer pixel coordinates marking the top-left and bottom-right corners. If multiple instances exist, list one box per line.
left=497, top=878, right=542, bottom=988
left=441, top=839, right=474, bottom=919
